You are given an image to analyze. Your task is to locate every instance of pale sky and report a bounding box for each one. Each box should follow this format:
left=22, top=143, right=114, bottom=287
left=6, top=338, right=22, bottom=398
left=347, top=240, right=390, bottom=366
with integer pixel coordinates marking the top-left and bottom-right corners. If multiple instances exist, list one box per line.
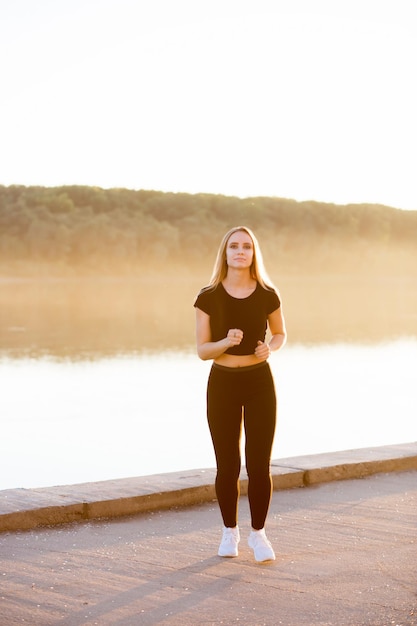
left=1, top=0, right=416, bottom=209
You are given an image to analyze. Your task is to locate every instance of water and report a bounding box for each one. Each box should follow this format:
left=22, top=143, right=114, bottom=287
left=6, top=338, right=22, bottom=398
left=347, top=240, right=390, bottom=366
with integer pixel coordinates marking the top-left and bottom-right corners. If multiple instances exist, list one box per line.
left=1, top=275, right=416, bottom=490
left=1, top=340, right=416, bottom=491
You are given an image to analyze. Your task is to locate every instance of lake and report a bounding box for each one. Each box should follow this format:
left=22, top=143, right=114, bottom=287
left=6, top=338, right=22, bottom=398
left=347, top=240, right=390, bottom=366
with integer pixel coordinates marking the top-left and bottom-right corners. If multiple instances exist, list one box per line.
left=0, top=276, right=416, bottom=490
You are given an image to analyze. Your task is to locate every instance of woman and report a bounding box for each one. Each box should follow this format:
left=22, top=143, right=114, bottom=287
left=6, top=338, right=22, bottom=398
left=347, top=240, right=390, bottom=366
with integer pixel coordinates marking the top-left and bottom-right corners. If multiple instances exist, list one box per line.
left=194, top=226, right=286, bottom=562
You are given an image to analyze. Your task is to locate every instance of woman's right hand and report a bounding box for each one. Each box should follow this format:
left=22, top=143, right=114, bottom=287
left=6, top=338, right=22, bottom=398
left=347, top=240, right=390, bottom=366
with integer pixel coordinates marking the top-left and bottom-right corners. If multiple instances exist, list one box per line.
left=227, top=328, right=243, bottom=347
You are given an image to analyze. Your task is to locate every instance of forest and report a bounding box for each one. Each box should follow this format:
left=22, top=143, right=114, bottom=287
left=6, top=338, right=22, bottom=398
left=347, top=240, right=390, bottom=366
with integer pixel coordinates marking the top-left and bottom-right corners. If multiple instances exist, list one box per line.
left=0, top=184, right=416, bottom=278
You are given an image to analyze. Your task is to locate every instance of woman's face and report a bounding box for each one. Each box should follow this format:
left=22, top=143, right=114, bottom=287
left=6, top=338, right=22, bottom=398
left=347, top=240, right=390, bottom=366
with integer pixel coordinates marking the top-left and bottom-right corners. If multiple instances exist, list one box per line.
left=225, top=230, right=254, bottom=270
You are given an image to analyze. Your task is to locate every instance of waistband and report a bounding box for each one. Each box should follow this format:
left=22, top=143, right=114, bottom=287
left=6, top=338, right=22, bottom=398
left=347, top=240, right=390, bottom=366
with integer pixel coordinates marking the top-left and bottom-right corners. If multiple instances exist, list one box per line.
left=212, top=361, right=269, bottom=373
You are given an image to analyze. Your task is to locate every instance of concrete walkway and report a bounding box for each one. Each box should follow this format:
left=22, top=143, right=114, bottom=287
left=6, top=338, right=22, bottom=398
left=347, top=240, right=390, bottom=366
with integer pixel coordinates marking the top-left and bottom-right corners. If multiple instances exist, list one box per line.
left=0, top=443, right=416, bottom=625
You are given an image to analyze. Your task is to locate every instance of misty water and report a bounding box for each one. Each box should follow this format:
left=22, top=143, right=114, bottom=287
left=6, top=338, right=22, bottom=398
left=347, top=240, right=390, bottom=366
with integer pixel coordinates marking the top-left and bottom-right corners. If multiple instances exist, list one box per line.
left=0, top=276, right=416, bottom=491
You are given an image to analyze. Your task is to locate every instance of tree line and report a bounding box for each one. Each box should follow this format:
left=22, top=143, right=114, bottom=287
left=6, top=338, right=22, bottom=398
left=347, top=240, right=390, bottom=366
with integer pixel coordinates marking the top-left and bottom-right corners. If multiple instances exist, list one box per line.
left=0, top=184, right=416, bottom=276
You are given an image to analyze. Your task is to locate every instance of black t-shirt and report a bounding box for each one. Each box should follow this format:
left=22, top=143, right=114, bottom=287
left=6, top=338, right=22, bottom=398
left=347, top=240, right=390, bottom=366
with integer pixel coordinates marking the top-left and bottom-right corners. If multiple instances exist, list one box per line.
left=194, top=282, right=280, bottom=356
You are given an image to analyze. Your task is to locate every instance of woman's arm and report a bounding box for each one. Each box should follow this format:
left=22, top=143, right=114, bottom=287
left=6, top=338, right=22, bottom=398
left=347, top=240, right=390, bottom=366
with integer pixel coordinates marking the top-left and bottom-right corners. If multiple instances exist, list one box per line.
left=254, top=305, right=287, bottom=360
left=268, top=305, right=287, bottom=351
left=195, top=308, right=242, bottom=361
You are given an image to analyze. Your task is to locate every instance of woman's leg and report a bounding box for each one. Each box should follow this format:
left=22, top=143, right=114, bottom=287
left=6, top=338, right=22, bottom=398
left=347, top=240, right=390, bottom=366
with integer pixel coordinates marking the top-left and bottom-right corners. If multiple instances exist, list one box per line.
left=207, top=366, right=243, bottom=528
left=243, top=364, right=277, bottom=530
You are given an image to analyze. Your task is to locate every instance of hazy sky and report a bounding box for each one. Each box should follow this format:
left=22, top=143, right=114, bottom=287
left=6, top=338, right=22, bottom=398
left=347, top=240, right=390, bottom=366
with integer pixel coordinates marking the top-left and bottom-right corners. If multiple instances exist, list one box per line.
left=1, top=0, right=416, bottom=209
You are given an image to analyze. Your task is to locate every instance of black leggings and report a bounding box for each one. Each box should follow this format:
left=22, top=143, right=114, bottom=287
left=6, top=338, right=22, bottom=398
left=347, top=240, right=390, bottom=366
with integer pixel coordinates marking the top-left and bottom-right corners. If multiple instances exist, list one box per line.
left=207, top=361, right=277, bottom=530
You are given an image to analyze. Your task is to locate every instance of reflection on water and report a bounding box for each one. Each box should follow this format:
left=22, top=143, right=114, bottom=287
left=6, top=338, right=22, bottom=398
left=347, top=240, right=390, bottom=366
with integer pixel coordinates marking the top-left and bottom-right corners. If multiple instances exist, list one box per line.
left=0, top=276, right=416, bottom=491
left=0, top=339, right=417, bottom=489
left=1, top=275, right=416, bottom=357
left=0, top=341, right=416, bottom=491
left=0, top=276, right=199, bottom=358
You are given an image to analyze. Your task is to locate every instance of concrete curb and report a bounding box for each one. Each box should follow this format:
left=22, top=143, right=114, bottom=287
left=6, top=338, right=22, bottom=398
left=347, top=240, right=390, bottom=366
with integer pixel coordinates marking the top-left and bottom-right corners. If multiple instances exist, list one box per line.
left=1, top=442, right=416, bottom=533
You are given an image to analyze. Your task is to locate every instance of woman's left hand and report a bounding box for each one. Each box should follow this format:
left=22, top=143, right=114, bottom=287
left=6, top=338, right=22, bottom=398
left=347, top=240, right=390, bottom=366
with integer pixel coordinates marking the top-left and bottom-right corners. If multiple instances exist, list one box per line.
left=254, top=340, right=271, bottom=360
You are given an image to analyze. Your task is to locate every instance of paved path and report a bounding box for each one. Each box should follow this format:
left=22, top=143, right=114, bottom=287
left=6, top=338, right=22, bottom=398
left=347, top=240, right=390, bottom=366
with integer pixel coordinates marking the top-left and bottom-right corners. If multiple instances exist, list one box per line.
left=0, top=446, right=416, bottom=625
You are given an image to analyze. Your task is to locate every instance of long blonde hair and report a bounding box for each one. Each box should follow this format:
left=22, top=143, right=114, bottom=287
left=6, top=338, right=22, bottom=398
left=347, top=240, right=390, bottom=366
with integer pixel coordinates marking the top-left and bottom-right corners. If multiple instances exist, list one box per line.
left=207, top=226, right=276, bottom=291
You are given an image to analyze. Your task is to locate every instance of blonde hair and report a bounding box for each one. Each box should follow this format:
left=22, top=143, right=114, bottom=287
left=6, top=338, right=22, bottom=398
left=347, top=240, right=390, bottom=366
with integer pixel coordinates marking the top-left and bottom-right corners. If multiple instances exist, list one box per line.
left=207, top=226, right=276, bottom=291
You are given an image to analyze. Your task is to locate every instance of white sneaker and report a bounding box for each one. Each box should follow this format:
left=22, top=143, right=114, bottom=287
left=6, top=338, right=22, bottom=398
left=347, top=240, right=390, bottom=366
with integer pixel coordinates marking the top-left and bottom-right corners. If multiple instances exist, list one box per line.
left=248, top=529, right=276, bottom=562
left=218, top=526, right=240, bottom=557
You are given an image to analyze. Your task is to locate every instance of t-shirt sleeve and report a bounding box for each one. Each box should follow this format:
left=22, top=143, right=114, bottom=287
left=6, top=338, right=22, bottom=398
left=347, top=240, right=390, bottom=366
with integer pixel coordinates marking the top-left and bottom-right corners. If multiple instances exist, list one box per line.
left=266, top=289, right=281, bottom=314
left=193, top=289, right=212, bottom=315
